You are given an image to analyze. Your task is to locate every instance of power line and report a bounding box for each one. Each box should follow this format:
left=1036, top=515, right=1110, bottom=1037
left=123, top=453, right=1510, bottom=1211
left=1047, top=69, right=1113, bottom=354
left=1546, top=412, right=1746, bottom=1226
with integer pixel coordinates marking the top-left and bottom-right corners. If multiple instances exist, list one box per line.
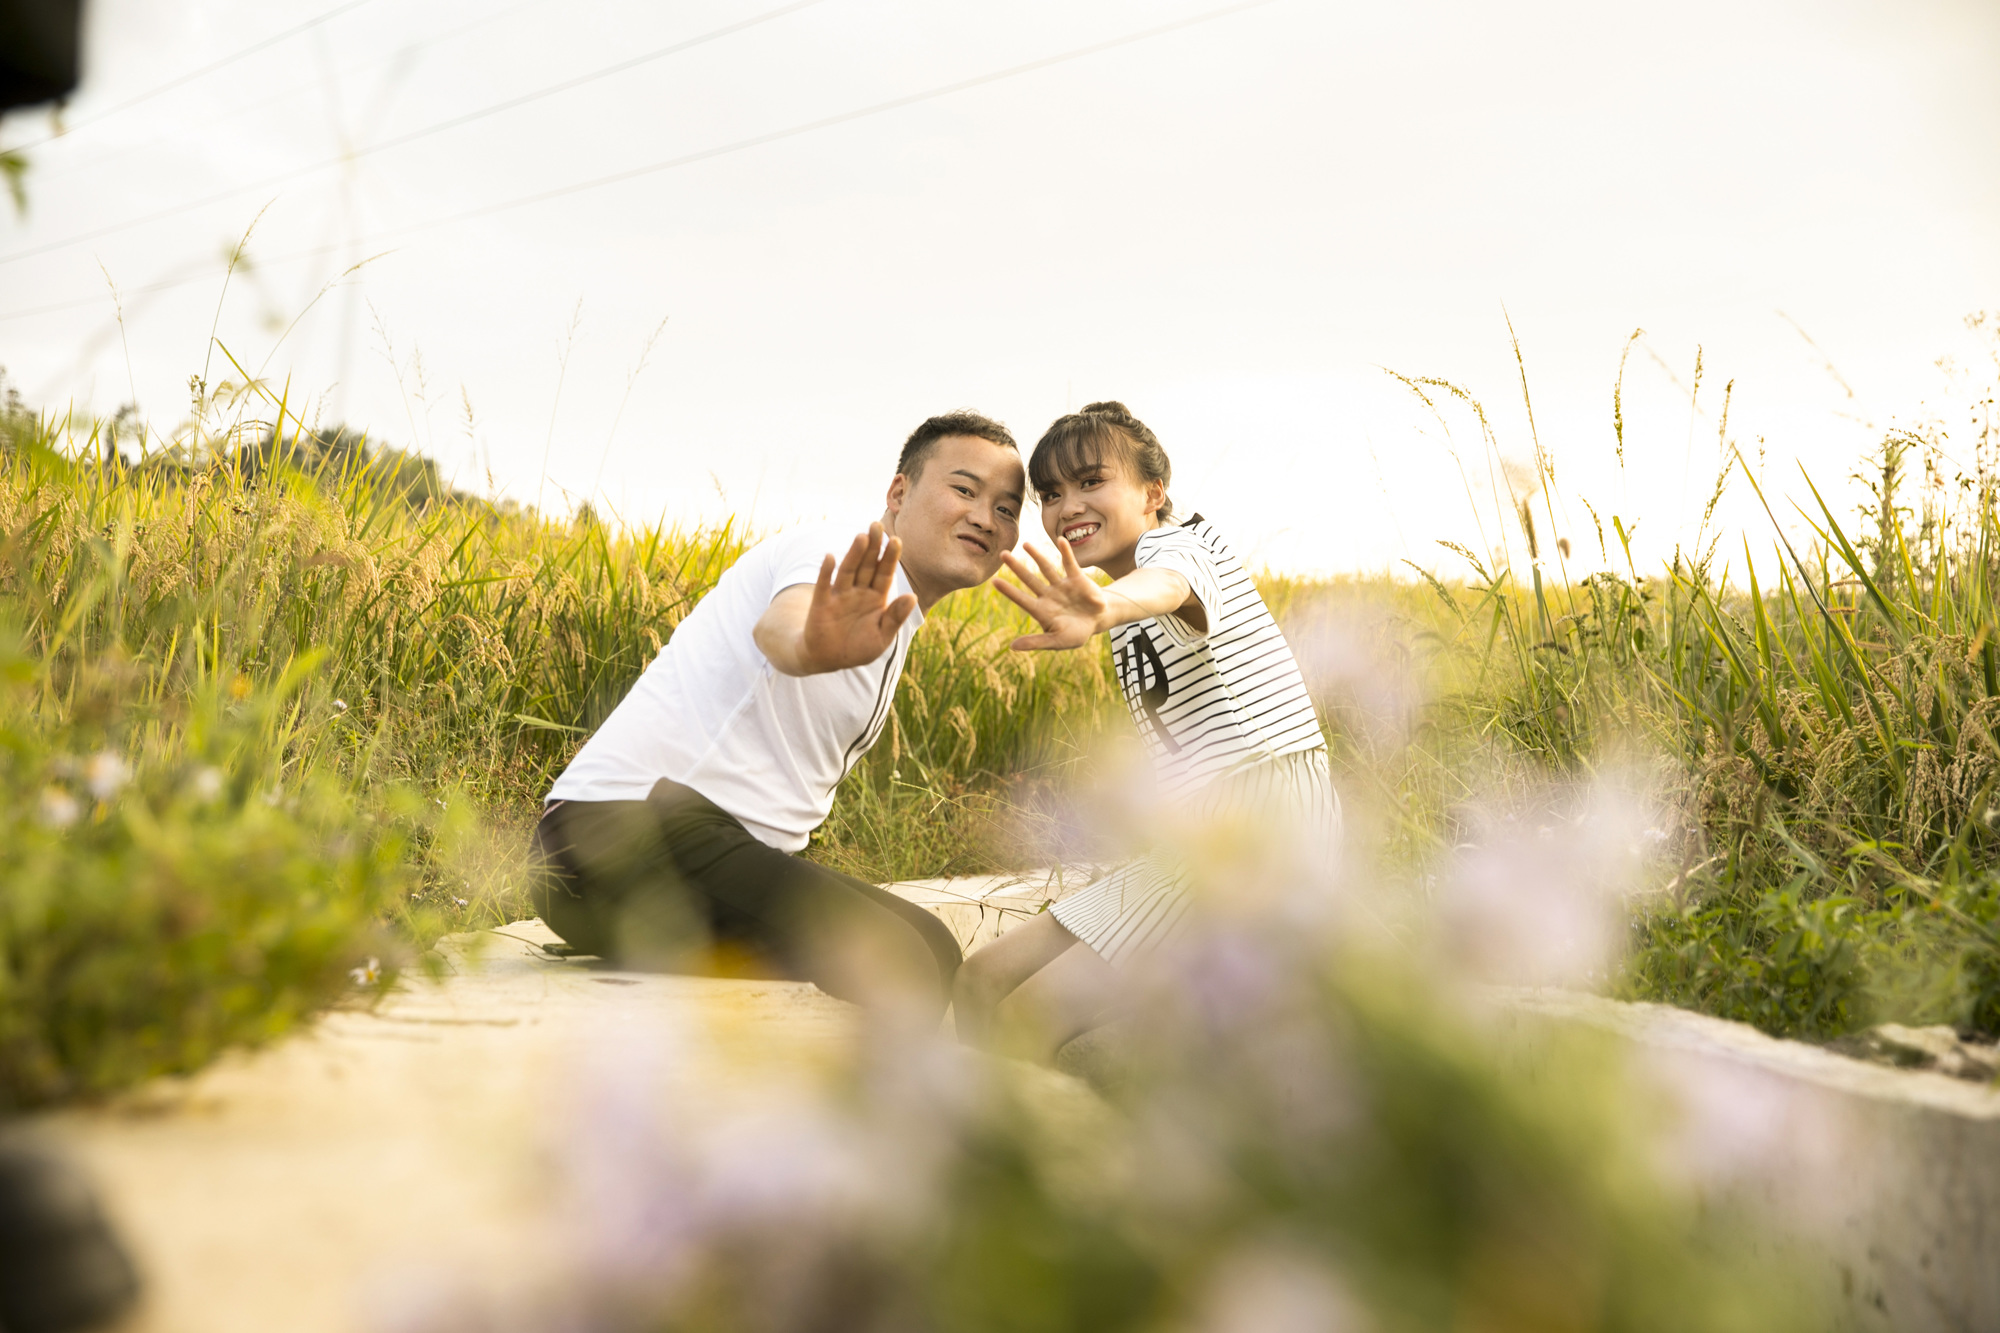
left=395, top=0, right=1285, bottom=234
left=0, top=0, right=1286, bottom=325
left=0, top=0, right=829, bottom=268
left=27, top=0, right=559, bottom=192
left=6, top=0, right=380, bottom=153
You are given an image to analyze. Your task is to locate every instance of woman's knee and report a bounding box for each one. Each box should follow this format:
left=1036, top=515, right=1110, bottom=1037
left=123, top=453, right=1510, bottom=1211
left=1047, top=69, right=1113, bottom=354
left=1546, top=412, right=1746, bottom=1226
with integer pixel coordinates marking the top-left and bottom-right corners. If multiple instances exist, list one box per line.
left=953, top=943, right=1020, bottom=1020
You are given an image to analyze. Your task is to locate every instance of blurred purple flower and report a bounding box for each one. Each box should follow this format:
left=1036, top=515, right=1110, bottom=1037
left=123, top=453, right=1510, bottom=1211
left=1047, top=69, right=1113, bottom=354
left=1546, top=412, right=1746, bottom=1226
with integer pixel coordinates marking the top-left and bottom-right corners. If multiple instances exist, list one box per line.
left=1434, top=783, right=1655, bottom=988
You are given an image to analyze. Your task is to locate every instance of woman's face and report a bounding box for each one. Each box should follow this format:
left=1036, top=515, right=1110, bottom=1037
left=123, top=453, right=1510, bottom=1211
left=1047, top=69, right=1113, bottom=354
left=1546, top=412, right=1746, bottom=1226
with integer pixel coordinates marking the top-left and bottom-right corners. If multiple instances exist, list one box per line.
left=1035, top=450, right=1164, bottom=574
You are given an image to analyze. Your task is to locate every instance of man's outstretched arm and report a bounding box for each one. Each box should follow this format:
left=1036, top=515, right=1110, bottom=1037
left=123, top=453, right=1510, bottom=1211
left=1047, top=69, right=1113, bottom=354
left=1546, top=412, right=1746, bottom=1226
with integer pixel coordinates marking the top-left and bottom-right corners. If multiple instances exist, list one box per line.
left=754, top=523, right=919, bottom=676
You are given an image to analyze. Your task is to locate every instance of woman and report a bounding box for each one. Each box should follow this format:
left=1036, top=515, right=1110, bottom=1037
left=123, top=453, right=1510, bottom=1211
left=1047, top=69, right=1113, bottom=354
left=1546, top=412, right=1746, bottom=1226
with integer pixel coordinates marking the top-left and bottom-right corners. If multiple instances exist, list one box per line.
left=953, top=402, right=1339, bottom=1060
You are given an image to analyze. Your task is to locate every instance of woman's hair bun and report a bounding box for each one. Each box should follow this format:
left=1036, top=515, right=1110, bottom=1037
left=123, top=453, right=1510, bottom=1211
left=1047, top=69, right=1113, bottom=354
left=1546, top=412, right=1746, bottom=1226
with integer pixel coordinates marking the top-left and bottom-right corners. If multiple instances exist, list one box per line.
left=1079, top=400, right=1131, bottom=417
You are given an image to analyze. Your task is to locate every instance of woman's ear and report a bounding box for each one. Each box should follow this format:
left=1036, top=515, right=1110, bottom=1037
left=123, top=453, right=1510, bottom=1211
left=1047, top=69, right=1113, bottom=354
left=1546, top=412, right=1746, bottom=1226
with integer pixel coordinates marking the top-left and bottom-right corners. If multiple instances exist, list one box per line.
left=1144, top=478, right=1166, bottom=518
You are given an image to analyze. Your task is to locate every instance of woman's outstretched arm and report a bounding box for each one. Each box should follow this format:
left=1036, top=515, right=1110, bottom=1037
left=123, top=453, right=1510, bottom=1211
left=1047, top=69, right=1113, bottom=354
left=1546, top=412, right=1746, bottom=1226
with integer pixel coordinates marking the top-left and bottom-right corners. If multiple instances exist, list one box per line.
left=994, top=537, right=1205, bottom=651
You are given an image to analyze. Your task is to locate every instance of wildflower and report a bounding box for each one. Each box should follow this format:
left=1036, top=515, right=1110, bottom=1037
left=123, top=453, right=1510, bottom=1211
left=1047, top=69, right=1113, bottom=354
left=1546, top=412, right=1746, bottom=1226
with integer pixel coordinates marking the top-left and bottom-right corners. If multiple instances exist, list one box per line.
left=84, top=750, right=131, bottom=801
left=39, top=787, right=81, bottom=829
left=350, top=957, right=382, bottom=986
left=229, top=674, right=252, bottom=701
left=332, top=698, right=348, bottom=714
left=1197, top=1246, right=1366, bottom=1333
left=454, top=897, right=468, bottom=908
left=190, top=766, right=224, bottom=802
left=1437, top=791, right=1646, bottom=988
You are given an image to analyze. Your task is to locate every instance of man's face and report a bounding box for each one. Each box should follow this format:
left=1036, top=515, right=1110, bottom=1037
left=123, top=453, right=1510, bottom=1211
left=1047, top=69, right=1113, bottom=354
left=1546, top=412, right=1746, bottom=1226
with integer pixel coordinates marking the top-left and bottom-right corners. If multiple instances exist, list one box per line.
left=886, top=435, right=1026, bottom=599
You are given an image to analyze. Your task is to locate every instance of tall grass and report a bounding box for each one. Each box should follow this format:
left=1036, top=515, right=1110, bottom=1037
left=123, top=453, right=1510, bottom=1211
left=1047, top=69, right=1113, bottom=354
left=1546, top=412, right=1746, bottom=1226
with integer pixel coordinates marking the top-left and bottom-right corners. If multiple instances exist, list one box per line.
left=1361, top=319, right=2000, bottom=1040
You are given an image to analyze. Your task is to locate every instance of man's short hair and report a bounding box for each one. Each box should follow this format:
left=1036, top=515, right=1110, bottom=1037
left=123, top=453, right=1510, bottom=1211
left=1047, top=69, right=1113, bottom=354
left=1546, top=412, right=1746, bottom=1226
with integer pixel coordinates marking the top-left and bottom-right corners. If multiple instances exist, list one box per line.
left=896, top=411, right=1017, bottom=481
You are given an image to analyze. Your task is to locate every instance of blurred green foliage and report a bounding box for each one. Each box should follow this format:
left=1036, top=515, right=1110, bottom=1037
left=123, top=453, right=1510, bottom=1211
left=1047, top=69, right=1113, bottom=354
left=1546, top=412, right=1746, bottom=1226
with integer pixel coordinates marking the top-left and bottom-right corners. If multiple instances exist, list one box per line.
left=0, top=626, right=410, bottom=1105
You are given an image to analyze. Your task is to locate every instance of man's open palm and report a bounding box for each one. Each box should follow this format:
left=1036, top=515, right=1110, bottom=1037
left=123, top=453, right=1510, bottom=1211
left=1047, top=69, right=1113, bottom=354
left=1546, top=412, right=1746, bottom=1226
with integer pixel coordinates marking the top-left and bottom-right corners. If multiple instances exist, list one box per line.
left=995, top=539, right=1107, bottom=651
left=802, top=523, right=919, bottom=671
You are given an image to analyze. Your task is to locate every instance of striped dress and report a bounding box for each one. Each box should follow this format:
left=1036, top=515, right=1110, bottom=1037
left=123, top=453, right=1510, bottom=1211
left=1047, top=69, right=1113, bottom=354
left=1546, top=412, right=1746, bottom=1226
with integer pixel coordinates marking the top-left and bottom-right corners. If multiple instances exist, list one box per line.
left=1050, top=515, right=1340, bottom=964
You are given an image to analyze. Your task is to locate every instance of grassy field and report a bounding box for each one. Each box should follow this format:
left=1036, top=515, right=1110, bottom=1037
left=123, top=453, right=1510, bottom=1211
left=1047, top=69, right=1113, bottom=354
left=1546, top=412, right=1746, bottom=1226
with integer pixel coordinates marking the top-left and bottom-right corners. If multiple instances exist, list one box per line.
left=16, top=349, right=1988, bottom=1329
left=3, top=333, right=1999, bottom=1108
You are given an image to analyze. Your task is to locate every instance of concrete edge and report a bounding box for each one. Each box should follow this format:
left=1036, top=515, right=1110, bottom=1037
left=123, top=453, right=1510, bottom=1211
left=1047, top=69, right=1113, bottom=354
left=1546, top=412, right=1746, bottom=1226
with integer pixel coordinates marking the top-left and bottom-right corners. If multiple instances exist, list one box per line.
left=1483, top=986, right=2000, bottom=1119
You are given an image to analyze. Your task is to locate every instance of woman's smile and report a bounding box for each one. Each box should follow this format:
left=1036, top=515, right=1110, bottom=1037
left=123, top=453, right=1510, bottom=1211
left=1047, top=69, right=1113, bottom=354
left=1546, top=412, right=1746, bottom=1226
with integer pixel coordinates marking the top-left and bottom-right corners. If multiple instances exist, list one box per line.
left=1062, top=520, right=1101, bottom=544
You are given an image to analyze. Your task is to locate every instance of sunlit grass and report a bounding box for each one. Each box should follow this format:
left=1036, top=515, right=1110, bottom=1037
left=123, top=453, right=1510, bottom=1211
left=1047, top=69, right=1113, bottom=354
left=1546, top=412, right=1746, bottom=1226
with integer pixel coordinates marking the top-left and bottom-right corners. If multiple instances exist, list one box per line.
left=5, top=311, right=2000, bottom=1109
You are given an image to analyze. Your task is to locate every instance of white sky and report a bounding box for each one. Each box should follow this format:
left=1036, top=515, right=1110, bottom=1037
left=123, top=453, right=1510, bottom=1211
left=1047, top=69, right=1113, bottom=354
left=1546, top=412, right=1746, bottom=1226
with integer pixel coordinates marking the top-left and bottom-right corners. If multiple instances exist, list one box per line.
left=2, top=0, right=1997, bottom=575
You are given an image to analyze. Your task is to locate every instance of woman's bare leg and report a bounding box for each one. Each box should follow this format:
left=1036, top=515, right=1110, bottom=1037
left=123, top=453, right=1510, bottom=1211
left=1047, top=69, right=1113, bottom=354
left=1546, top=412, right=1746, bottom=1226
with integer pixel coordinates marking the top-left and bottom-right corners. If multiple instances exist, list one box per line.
left=987, top=939, right=1123, bottom=1063
left=952, top=911, right=1079, bottom=1049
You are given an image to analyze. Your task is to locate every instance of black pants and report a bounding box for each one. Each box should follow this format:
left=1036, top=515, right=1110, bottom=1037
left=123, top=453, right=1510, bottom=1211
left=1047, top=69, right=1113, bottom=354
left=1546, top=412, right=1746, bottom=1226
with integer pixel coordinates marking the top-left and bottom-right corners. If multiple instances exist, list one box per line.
left=531, top=778, right=962, bottom=1005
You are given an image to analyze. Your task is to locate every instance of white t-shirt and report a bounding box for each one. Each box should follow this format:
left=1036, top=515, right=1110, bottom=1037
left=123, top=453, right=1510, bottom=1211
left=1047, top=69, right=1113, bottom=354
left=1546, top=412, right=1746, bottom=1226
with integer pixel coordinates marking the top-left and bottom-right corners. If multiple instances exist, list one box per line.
left=545, top=521, right=923, bottom=852
left=1109, top=515, right=1325, bottom=800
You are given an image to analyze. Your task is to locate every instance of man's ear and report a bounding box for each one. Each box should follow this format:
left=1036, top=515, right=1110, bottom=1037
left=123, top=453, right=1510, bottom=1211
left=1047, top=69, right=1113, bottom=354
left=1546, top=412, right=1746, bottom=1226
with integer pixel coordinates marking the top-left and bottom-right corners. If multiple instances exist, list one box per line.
left=886, top=472, right=910, bottom=513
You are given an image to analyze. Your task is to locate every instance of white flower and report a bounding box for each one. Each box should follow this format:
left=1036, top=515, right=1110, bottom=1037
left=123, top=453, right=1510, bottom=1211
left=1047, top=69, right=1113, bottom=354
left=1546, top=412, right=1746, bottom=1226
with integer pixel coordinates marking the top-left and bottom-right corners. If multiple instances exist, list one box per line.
left=190, top=766, right=224, bottom=802
left=350, top=957, right=382, bottom=986
left=39, top=787, right=81, bottom=828
left=1196, top=1245, right=1367, bottom=1333
left=332, top=698, right=348, bottom=714
left=84, top=750, right=130, bottom=801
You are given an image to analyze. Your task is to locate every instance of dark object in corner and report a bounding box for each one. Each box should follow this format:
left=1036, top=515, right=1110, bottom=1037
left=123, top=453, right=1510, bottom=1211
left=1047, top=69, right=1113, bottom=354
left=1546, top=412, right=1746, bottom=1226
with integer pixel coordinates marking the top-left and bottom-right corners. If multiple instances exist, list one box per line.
left=0, top=0, right=84, bottom=112
left=0, top=1139, right=140, bottom=1332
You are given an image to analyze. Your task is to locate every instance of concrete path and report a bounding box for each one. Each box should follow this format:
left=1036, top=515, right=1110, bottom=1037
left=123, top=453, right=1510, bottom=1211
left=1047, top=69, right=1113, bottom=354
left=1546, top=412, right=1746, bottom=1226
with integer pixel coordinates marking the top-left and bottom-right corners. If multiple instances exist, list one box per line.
left=882, top=866, right=1091, bottom=954
left=27, top=865, right=2000, bottom=1333
left=31, top=875, right=1092, bottom=1333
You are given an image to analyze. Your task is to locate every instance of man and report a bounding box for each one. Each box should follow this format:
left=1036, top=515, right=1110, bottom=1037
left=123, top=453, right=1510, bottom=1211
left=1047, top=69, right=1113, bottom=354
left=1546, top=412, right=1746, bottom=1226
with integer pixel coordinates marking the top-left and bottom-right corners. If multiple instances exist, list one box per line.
left=532, top=412, right=1026, bottom=1018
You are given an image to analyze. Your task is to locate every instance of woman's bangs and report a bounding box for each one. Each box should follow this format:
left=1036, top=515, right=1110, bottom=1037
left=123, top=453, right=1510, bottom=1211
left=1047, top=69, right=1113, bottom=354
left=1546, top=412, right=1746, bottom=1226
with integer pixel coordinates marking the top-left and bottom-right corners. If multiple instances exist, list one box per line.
left=1028, top=420, right=1121, bottom=494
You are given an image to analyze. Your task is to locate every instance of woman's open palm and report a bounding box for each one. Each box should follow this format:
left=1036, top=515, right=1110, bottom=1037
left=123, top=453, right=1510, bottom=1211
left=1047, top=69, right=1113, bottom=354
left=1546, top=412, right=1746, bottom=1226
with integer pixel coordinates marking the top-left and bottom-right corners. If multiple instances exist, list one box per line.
left=995, top=539, right=1107, bottom=651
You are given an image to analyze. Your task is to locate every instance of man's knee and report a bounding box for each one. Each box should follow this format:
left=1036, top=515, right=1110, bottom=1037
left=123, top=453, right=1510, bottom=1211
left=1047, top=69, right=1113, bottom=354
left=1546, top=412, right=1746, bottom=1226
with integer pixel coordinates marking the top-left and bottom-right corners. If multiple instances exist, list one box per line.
left=906, top=906, right=963, bottom=980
